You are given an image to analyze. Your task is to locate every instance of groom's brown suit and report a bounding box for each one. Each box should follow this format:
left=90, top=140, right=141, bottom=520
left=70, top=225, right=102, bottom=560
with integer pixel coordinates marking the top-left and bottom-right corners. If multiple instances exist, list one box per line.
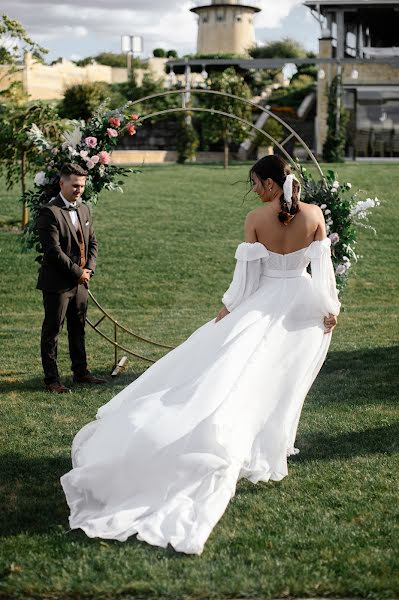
left=37, top=195, right=98, bottom=385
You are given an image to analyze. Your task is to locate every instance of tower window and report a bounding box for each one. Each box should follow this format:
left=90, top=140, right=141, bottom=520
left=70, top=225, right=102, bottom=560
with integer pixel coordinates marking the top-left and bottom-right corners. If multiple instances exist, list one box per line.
left=216, top=9, right=225, bottom=22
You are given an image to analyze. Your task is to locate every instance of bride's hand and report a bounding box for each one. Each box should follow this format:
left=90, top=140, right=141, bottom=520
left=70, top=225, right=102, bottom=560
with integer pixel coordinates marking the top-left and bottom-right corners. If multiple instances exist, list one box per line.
left=215, top=306, right=230, bottom=323
left=324, top=313, right=337, bottom=333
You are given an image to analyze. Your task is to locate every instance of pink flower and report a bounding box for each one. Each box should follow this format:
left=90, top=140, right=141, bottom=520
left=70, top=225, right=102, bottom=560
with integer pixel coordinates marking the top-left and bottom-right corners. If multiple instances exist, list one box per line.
left=108, top=117, right=121, bottom=128
left=126, top=123, right=136, bottom=136
left=98, top=150, right=111, bottom=164
left=91, top=155, right=100, bottom=164
left=329, top=232, right=340, bottom=245
left=130, top=113, right=139, bottom=121
left=86, top=160, right=95, bottom=169
left=107, top=128, right=118, bottom=138
left=85, top=136, right=98, bottom=148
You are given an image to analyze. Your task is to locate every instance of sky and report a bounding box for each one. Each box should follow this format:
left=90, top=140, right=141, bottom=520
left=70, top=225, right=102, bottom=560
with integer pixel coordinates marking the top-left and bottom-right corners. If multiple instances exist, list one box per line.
left=1, top=0, right=321, bottom=63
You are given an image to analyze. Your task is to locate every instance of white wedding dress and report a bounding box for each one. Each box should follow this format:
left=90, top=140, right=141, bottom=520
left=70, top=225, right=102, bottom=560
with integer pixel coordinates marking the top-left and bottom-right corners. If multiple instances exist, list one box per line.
left=61, top=238, right=340, bottom=555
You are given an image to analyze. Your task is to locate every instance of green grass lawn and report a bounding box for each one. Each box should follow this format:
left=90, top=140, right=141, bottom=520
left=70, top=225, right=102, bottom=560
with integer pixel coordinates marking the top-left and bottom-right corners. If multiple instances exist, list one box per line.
left=0, top=163, right=398, bottom=599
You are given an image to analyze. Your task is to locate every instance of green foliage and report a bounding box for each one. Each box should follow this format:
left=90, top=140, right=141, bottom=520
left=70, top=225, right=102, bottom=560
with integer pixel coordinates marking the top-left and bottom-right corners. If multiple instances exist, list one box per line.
left=0, top=15, right=47, bottom=66
left=75, top=52, right=131, bottom=68
left=249, top=37, right=308, bottom=59
left=291, top=63, right=318, bottom=84
left=59, top=82, right=126, bottom=121
left=176, top=117, right=199, bottom=163
left=269, top=82, right=315, bottom=109
left=22, top=101, right=141, bottom=251
left=299, top=163, right=380, bottom=290
left=0, top=15, right=47, bottom=95
left=166, top=49, right=178, bottom=58
left=322, top=75, right=350, bottom=163
left=255, top=117, right=285, bottom=148
left=0, top=101, right=67, bottom=190
left=199, top=68, right=252, bottom=163
left=113, top=72, right=180, bottom=117
left=153, top=48, right=166, bottom=58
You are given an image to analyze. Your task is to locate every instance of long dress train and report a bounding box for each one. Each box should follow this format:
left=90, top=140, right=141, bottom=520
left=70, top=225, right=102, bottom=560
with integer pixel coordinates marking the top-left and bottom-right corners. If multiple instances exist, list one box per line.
left=61, top=238, right=340, bottom=555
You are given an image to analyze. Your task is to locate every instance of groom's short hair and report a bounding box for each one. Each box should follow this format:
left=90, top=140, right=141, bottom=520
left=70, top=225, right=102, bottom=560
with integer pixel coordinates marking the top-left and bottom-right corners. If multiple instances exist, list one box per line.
left=60, top=163, right=88, bottom=179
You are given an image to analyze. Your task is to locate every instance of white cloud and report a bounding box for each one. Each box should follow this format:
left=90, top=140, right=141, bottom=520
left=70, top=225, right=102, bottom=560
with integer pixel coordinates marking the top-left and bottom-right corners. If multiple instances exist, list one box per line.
left=254, top=0, right=304, bottom=29
left=0, top=0, right=317, bottom=60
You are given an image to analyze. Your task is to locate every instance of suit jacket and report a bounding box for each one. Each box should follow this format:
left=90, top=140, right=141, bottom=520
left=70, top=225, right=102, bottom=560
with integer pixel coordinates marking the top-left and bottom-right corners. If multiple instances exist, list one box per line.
left=37, top=194, right=98, bottom=292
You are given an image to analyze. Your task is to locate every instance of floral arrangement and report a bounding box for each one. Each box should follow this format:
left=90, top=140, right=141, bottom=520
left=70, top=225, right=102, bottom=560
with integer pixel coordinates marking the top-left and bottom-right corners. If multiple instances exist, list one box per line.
left=298, top=164, right=380, bottom=290
left=22, top=100, right=141, bottom=251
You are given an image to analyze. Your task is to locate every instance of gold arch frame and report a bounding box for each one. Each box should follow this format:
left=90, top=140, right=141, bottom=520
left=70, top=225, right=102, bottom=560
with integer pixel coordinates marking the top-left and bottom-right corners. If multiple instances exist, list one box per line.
left=87, top=88, right=324, bottom=368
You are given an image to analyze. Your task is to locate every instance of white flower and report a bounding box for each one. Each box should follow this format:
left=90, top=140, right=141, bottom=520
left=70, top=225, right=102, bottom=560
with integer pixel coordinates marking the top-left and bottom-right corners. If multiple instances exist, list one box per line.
left=335, top=264, right=347, bottom=275
left=346, top=182, right=352, bottom=189
left=80, top=150, right=89, bottom=159
left=328, top=232, right=340, bottom=245
left=332, top=180, right=339, bottom=188
left=34, top=171, right=47, bottom=186
left=67, top=145, right=77, bottom=157
left=324, top=209, right=331, bottom=215
left=62, top=126, right=82, bottom=149
left=320, top=204, right=327, bottom=209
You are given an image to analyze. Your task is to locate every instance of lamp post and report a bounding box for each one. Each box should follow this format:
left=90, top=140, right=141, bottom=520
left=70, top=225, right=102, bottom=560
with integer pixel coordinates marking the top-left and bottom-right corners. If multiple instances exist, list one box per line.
left=121, top=35, right=143, bottom=83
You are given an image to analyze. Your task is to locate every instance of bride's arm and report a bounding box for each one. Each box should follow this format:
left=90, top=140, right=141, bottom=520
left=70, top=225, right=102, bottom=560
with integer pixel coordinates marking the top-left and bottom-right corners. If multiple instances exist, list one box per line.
left=216, top=213, right=268, bottom=322
left=306, top=209, right=341, bottom=332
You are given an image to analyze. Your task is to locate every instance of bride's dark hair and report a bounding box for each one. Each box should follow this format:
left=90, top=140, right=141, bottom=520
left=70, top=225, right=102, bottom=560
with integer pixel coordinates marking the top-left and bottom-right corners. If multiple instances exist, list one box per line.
left=250, top=155, right=300, bottom=225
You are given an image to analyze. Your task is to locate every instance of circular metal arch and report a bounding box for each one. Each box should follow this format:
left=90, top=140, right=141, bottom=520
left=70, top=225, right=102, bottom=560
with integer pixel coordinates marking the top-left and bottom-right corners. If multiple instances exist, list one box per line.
left=128, top=88, right=324, bottom=179
left=88, top=88, right=325, bottom=367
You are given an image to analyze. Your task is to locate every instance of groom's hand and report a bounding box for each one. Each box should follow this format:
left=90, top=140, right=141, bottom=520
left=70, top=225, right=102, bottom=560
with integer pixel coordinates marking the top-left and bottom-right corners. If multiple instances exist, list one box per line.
left=324, top=313, right=337, bottom=333
left=215, top=306, right=230, bottom=323
left=78, top=269, right=92, bottom=285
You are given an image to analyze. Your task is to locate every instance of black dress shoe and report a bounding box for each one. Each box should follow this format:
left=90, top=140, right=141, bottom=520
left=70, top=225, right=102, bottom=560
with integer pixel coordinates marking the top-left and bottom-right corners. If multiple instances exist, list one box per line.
left=73, top=372, right=107, bottom=384
left=46, top=382, right=71, bottom=394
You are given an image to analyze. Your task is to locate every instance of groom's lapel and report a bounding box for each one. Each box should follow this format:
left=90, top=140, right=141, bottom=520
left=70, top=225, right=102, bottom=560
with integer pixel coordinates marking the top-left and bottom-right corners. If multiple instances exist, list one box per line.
left=57, top=195, right=80, bottom=246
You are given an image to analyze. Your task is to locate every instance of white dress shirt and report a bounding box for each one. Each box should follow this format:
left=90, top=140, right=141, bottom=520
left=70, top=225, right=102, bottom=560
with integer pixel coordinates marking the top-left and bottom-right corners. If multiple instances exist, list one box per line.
left=60, top=192, right=78, bottom=231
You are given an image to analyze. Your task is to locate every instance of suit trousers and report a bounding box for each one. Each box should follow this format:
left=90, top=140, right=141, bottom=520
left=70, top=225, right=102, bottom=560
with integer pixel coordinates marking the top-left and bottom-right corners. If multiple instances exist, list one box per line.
left=41, top=284, right=89, bottom=384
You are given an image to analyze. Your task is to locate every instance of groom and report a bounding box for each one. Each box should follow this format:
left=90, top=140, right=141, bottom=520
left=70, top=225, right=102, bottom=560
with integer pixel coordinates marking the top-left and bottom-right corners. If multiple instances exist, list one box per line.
left=37, top=162, right=106, bottom=393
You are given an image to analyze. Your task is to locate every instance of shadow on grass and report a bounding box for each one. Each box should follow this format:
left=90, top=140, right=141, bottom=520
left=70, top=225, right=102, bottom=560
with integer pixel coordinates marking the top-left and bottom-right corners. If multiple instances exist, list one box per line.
left=297, top=422, right=399, bottom=463
left=0, top=368, right=146, bottom=395
left=315, top=344, right=399, bottom=405
left=0, top=454, right=71, bottom=537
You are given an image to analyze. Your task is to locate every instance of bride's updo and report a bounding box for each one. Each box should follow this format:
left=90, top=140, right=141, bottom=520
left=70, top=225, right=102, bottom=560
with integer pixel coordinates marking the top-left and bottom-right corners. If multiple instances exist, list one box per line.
left=250, top=155, right=301, bottom=225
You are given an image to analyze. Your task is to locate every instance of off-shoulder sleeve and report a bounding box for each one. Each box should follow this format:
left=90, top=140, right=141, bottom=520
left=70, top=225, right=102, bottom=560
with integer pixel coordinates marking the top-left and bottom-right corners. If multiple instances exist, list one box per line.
left=305, top=238, right=341, bottom=316
left=222, top=242, right=269, bottom=311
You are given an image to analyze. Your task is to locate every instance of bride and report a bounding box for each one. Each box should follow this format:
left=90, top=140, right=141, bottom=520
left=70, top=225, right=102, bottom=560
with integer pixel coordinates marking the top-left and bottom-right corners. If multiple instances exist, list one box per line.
left=61, top=155, right=340, bottom=555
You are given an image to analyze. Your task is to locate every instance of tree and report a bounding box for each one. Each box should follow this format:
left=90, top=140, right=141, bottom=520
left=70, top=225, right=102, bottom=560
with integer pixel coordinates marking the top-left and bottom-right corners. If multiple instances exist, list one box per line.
left=248, top=38, right=310, bottom=90
left=322, top=74, right=349, bottom=163
left=113, top=72, right=180, bottom=116
left=249, top=38, right=307, bottom=59
left=0, top=101, right=68, bottom=228
left=176, top=117, right=199, bottom=163
left=166, top=50, right=178, bottom=58
left=75, top=52, right=141, bottom=69
left=200, top=68, right=252, bottom=168
left=59, top=81, right=126, bottom=121
left=0, top=15, right=47, bottom=92
left=153, top=48, right=166, bottom=58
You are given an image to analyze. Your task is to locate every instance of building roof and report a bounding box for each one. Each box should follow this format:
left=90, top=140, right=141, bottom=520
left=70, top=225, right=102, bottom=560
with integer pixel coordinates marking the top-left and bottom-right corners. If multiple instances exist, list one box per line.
left=304, top=0, right=399, bottom=6
left=191, top=3, right=261, bottom=13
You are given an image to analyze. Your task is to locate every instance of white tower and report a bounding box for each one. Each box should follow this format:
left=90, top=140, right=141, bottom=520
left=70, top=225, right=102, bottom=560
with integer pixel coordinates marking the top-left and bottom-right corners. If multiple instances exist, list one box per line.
left=190, top=0, right=261, bottom=56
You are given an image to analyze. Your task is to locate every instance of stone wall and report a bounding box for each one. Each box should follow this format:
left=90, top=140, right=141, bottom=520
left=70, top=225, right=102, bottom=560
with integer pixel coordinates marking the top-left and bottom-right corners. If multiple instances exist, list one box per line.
left=0, top=55, right=170, bottom=101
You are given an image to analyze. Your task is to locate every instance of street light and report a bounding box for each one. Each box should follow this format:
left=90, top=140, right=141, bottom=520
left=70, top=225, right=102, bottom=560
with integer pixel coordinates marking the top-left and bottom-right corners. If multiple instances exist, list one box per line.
left=121, top=35, right=143, bottom=82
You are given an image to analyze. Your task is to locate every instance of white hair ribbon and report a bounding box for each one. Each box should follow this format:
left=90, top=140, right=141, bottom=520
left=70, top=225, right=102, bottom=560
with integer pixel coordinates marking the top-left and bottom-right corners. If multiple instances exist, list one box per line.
left=283, top=174, right=300, bottom=211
